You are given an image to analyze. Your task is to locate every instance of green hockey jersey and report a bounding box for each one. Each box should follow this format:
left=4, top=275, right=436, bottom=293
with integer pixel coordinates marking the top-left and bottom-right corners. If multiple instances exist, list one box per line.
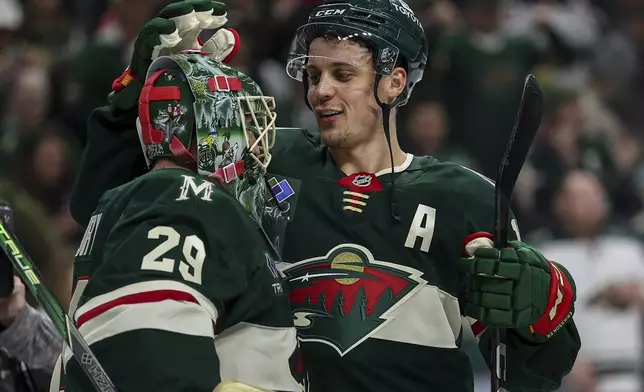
left=69, top=106, right=580, bottom=392
left=268, top=129, right=580, bottom=392
left=54, top=168, right=304, bottom=392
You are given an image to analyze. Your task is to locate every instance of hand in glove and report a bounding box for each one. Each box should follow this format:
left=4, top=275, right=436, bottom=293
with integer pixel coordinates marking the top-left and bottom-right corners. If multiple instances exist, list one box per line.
left=459, top=232, right=575, bottom=342
left=110, top=0, right=239, bottom=110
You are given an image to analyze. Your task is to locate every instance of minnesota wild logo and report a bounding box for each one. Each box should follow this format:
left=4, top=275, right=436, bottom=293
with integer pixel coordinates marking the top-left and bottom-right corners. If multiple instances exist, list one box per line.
left=282, top=244, right=425, bottom=356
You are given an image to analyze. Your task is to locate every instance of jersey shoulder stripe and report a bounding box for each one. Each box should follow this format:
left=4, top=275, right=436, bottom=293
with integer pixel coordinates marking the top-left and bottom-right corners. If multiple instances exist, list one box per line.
left=76, top=279, right=219, bottom=323
left=66, top=280, right=219, bottom=367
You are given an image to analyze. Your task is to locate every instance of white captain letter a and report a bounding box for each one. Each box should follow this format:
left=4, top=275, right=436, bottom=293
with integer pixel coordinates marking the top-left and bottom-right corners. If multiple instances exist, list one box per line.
left=404, top=204, right=436, bottom=253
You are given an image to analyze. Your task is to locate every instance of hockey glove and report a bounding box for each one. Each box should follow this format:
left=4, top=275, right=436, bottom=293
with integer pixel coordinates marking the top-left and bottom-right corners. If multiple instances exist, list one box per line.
left=459, top=232, right=575, bottom=343
left=110, top=0, right=239, bottom=111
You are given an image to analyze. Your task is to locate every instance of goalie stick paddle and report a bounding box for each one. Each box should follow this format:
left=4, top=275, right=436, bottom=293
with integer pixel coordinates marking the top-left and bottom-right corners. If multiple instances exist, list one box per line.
left=0, top=219, right=117, bottom=392
left=491, top=74, right=543, bottom=392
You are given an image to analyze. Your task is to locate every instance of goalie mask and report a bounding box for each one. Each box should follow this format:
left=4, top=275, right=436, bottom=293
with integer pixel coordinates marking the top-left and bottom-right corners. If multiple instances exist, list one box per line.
left=136, top=53, right=278, bottom=225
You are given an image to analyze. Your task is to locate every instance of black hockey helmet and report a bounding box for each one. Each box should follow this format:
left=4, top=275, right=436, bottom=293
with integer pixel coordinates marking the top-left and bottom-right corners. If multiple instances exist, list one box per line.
left=286, top=0, right=429, bottom=106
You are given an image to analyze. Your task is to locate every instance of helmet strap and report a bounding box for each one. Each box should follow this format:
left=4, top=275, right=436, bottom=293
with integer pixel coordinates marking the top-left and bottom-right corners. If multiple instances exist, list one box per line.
left=302, top=70, right=313, bottom=111
left=373, top=74, right=401, bottom=224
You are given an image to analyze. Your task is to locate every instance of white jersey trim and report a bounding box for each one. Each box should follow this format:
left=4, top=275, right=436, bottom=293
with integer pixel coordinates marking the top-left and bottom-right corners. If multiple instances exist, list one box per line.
left=74, top=279, right=219, bottom=324
left=63, top=300, right=216, bottom=367
left=217, top=322, right=302, bottom=391
left=375, top=153, right=414, bottom=177
left=458, top=165, right=495, bottom=186
left=371, top=285, right=462, bottom=348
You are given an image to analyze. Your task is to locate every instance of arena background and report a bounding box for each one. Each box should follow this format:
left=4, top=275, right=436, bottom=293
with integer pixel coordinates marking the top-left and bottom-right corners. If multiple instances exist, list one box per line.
left=1, top=0, right=643, bottom=390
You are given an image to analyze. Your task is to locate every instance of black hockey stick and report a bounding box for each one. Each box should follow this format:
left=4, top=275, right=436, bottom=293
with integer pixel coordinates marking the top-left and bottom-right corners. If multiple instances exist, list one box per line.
left=0, top=219, right=117, bottom=392
left=491, top=74, right=543, bottom=392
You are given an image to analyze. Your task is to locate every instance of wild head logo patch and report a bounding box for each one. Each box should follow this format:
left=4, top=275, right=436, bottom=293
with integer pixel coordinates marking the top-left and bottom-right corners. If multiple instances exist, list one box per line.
left=282, top=244, right=425, bottom=356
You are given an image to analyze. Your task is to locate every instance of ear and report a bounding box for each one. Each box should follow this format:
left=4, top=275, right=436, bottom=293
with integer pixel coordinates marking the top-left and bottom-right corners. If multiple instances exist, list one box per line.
left=379, top=66, right=407, bottom=104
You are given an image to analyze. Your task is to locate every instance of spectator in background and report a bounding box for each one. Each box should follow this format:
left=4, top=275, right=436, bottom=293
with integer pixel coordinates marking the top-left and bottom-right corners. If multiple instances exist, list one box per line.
left=20, top=0, right=74, bottom=58
left=0, top=63, right=81, bottom=245
left=0, top=0, right=74, bottom=318
left=0, top=182, right=72, bottom=311
left=423, top=0, right=575, bottom=177
left=66, top=0, right=163, bottom=146
left=591, top=6, right=644, bottom=133
left=251, top=0, right=321, bottom=129
left=11, top=130, right=79, bottom=243
left=0, top=277, right=62, bottom=392
left=0, top=0, right=24, bottom=145
left=534, top=170, right=644, bottom=392
left=524, top=83, right=617, bottom=230
left=0, top=65, right=52, bottom=163
left=505, top=0, right=601, bottom=86
left=76, top=0, right=107, bottom=38
left=506, top=0, right=600, bottom=53
left=400, top=101, right=479, bottom=169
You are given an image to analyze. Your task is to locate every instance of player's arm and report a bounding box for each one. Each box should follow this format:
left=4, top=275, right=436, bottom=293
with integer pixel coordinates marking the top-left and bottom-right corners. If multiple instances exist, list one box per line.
left=70, top=105, right=145, bottom=226
left=456, top=170, right=580, bottom=391
left=65, top=195, right=267, bottom=392
left=70, top=0, right=238, bottom=226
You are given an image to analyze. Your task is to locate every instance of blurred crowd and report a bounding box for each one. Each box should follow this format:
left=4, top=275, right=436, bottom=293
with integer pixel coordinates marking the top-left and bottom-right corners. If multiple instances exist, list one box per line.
left=0, top=0, right=643, bottom=391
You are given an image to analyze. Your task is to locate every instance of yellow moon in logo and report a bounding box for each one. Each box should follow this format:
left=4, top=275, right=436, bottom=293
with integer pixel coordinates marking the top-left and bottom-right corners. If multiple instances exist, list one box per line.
left=331, top=251, right=364, bottom=285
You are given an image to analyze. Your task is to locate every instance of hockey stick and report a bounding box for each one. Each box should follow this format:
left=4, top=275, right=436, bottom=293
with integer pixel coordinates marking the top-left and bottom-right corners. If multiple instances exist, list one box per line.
left=0, top=219, right=117, bottom=392
left=491, top=74, right=543, bottom=392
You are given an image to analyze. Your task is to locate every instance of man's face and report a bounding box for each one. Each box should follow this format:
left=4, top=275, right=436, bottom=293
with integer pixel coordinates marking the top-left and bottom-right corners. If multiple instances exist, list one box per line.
left=556, top=171, right=606, bottom=236
left=305, top=37, right=382, bottom=149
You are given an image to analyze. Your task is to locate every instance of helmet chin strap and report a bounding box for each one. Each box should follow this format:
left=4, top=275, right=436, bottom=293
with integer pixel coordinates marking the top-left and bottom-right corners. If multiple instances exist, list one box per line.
left=373, top=73, right=403, bottom=224
left=302, top=71, right=313, bottom=111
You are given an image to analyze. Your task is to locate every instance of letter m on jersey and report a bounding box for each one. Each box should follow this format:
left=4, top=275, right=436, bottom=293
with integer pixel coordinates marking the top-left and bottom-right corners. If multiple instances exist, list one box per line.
left=176, top=175, right=215, bottom=202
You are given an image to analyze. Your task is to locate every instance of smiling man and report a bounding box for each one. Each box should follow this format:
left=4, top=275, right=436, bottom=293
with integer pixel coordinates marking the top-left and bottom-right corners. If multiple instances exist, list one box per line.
left=68, top=0, right=580, bottom=391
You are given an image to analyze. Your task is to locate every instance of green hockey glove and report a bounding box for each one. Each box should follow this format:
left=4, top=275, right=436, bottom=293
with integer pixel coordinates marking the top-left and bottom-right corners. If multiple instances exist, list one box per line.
left=458, top=232, right=575, bottom=342
left=109, top=0, right=239, bottom=110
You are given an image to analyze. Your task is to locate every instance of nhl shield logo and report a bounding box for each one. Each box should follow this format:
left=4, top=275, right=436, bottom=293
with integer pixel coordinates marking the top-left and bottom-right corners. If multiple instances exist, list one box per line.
left=352, top=174, right=372, bottom=187
left=339, top=172, right=382, bottom=192
left=337, top=173, right=383, bottom=213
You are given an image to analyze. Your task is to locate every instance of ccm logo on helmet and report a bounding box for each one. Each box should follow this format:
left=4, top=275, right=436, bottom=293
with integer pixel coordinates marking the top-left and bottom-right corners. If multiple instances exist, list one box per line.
left=315, top=8, right=346, bottom=17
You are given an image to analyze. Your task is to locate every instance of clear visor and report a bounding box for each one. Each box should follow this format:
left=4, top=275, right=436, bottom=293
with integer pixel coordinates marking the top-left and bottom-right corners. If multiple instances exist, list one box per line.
left=285, top=22, right=400, bottom=82
left=239, top=95, right=277, bottom=172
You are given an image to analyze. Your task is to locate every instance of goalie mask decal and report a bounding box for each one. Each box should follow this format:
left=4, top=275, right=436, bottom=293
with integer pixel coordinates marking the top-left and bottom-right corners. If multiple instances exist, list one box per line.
left=137, top=53, right=278, bottom=226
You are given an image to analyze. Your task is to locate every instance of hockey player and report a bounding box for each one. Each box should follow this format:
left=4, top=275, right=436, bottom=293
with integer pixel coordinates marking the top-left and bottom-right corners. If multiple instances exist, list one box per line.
left=51, top=53, right=305, bottom=392
left=68, top=0, right=580, bottom=391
